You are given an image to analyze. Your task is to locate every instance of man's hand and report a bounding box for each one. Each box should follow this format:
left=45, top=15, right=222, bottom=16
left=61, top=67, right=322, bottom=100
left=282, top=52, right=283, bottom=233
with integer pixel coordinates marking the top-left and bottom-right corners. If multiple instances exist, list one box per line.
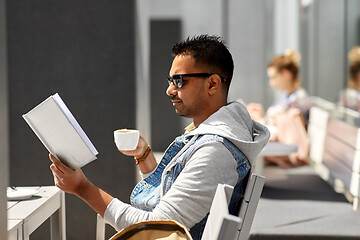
left=119, top=136, right=157, bottom=174
left=49, top=154, right=90, bottom=196
left=49, top=153, right=114, bottom=217
left=120, top=136, right=148, bottom=159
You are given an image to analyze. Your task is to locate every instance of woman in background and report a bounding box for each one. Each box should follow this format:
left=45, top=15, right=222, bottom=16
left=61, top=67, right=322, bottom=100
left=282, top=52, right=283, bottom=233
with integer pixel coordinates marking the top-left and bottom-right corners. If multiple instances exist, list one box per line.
left=339, top=46, right=360, bottom=112
left=247, top=49, right=310, bottom=167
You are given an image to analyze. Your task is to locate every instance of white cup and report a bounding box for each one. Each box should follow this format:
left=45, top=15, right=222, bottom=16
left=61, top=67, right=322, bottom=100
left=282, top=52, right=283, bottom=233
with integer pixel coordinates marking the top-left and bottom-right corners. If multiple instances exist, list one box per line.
left=114, top=129, right=140, bottom=151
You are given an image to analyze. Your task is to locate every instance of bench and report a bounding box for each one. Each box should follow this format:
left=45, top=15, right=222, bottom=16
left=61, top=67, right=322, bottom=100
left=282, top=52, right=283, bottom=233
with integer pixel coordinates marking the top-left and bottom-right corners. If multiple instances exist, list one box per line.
left=250, top=165, right=360, bottom=239
left=308, top=97, right=360, bottom=210
left=249, top=97, right=360, bottom=239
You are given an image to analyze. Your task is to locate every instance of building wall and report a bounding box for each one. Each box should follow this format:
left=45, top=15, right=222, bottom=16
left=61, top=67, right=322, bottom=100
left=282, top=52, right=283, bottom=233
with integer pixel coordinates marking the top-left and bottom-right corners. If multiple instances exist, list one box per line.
left=6, top=1, right=135, bottom=239
left=0, top=0, right=8, bottom=238
left=300, top=0, right=360, bottom=102
left=150, top=20, right=183, bottom=151
left=228, top=0, right=274, bottom=107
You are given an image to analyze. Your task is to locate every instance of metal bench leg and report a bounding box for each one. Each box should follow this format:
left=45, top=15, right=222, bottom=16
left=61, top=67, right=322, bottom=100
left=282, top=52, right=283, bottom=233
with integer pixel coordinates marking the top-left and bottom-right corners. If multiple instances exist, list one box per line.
left=353, top=197, right=360, bottom=211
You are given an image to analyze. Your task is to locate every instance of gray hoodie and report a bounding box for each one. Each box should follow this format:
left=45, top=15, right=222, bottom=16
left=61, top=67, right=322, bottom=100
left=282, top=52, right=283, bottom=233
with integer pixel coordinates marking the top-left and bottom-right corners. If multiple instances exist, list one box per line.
left=104, top=101, right=270, bottom=230
left=188, top=101, right=270, bottom=165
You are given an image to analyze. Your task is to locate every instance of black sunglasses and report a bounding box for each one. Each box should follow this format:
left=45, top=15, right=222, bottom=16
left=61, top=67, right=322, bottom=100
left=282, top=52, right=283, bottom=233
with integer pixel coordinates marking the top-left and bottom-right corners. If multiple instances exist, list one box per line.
left=167, top=73, right=227, bottom=88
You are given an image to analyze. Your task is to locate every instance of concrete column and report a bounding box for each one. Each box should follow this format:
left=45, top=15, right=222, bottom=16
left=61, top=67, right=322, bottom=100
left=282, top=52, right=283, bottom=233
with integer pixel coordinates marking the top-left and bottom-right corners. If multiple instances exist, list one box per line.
left=228, top=0, right=273, bottom=107
left=0, top=0, right=8, bottom=238
left=136, top=0, right=151, bottom=142
left=274, top=0, right=300, bottom=54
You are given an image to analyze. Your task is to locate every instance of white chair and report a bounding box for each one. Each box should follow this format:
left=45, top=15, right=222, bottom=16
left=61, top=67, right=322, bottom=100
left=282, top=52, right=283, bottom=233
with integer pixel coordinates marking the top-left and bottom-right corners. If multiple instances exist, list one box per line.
left=201, top=173, right=266, bottom=240
left=96, top=173, right=265, bottom=240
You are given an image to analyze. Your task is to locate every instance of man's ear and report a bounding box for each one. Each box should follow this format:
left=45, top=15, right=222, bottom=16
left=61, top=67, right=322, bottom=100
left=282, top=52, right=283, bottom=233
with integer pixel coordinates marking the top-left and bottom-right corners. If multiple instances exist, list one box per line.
left=208, top=74, right=221, bottom=95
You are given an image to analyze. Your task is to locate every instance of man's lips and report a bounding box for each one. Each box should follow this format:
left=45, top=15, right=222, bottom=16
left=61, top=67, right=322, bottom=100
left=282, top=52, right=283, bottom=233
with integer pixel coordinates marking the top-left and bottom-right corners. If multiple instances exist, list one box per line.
left=171, top=98, right=182, bottom=104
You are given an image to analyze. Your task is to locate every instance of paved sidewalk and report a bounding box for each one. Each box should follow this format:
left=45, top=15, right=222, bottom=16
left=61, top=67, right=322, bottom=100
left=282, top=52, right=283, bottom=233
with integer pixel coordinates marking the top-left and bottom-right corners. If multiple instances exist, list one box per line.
left=250, top=166, right=360, bottom=240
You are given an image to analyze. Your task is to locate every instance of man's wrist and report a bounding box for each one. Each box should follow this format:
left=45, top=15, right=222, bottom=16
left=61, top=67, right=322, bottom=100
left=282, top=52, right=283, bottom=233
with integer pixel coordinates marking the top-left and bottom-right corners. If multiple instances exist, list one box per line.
left=134, top=144, right=148, bottom=159
left=74, top=180, right=93, bottom=199
left=134, top=145, right=152, bottom=165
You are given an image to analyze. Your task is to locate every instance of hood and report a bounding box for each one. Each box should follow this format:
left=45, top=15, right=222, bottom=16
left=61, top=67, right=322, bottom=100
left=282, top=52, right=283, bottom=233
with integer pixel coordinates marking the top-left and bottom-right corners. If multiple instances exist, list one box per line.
left=186, top=101, right=270, bottom=165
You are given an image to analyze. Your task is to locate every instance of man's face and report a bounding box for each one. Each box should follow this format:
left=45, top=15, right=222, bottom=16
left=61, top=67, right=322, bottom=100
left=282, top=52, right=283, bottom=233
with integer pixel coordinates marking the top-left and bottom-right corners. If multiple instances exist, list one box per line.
left=166, top=54, right=210, bottom=119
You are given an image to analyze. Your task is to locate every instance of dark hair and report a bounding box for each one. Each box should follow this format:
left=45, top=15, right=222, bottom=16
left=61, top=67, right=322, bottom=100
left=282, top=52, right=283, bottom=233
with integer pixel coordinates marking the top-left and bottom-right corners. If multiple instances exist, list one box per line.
left=350, top=62, right=360, bottom=81
left=349, top=47, right=360, bottom=83
left=171, top=35, right=234, bottom=92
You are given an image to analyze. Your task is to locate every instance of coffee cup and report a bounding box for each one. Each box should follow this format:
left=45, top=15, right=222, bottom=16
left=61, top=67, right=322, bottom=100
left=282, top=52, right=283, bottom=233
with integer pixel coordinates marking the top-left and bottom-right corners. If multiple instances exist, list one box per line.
left=114, top=129, right=140, bottom=151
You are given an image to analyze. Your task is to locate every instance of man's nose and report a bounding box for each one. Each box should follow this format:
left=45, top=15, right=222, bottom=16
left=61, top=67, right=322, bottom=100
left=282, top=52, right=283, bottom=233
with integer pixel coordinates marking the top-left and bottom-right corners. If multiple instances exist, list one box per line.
left=166, top=83, right=177, bottom=96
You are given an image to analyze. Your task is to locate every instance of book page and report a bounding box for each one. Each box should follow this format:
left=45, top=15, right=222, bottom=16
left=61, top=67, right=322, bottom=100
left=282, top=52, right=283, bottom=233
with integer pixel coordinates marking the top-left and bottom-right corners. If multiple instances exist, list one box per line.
left=52, top=93, right=98, bottom=155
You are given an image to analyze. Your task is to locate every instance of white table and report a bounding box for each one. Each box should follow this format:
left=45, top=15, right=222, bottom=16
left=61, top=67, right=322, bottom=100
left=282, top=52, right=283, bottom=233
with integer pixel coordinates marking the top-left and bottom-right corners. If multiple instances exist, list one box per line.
left=7, top=186, right=66, bottom=240
left=7, top=219, right=23, bottom=240
left=254, top=142, right=298, bottom=175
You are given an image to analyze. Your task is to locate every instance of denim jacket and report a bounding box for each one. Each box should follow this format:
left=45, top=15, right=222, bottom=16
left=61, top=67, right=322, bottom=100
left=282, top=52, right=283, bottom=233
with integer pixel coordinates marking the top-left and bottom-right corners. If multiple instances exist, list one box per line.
left=103, top=102, right=270, bottom=237
left=130, top=133, right=251, bottom=239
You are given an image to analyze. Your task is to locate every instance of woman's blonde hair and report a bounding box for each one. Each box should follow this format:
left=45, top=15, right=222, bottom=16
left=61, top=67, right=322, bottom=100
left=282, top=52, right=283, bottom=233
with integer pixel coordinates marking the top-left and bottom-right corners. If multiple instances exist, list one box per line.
left=348, top=46, right=360, bottom=88
left=268, top=49, right=301, bottom=84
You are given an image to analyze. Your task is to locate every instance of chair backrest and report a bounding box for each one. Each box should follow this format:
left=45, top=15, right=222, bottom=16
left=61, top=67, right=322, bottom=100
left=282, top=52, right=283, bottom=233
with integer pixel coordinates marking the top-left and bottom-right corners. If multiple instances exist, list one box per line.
left=237, top=173, right=265, bottom=240
left=201, top=173, right=265, bottom=240
left=201, top=184, right=241, bottom=240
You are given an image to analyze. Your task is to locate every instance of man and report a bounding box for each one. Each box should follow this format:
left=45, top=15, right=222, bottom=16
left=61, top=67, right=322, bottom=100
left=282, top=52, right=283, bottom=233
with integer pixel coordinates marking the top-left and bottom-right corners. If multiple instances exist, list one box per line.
left=50, top=34, right=270, bottom=239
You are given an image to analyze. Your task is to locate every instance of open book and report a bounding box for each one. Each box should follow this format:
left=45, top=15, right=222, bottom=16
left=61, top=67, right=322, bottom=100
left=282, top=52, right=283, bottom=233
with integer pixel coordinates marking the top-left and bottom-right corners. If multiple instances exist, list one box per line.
left=23, top=93, right=98, bottom=169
